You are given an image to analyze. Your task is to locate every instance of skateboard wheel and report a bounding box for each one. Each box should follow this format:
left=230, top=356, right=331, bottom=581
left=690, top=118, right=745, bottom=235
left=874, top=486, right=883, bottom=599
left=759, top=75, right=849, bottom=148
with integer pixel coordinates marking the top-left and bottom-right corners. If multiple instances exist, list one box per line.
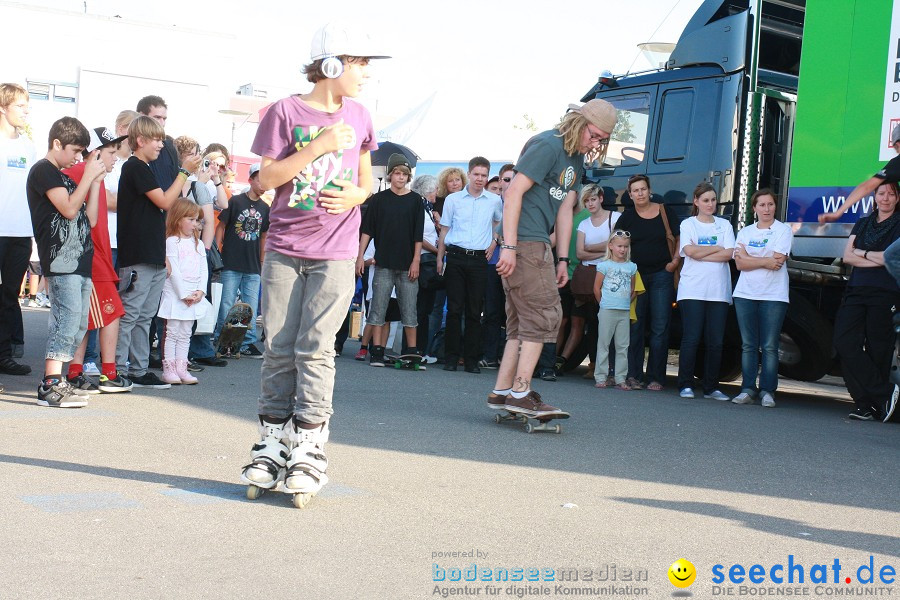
left=292, top=493, right=312, bottom=509
left=494, top=414, right=502, bottom=424
left=246, top=485, right=263, bottom=500
left=525, top=423, right=534, bottom=434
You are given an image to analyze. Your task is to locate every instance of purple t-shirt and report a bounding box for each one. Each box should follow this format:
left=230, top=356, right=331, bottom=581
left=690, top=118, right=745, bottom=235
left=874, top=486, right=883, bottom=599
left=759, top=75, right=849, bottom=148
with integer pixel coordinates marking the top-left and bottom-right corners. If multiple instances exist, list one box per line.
left=251, top=95, right=377, bottom=260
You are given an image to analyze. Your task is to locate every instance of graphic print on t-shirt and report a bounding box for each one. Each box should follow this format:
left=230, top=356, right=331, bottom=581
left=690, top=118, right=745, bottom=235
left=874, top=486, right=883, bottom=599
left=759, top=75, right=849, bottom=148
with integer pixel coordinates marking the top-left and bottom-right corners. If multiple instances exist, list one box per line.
left=234, top=206, right=265, bottom=241
left=697, top=235, right=719, bottom=245
left=605, top=265, right=631, bottom=294
left=49, top=173, right=92, bottom=274
left=290, top=126, right=354, bottom=211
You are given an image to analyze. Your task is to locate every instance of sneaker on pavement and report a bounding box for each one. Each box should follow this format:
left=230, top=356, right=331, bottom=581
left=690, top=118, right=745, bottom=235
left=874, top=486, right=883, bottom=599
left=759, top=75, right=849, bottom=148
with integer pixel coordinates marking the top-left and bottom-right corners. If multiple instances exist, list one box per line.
left=240, top=344, right=264, bottom=359
left=848, top=408, right=874, bottom=421
left=130, top=372, right=172, bottom=389
left=369, top=352, right=385, bottom=367
left=704, top=390, right=730, bottom=401
left=0, top=357, right=31, bottom=376
left=731, top=392, right=755, bottom=405
left=538, top=368, right=556, bottom=382
left=505, top=390, right=562, bottom=417
left=354, top=348, right=368, bottom=361
left=98, top=373, right=133, bottom=393
left=192, top=356, right=227, bottom=367
left=83, top=362, right=100, bottom=375
left=67, top=374, right=101, bottom=395
left=487, top=393, right=508, bottom=409
left=760, top=392, right=776, bottom=408
left=679, top=387, right=695, bottom=398
left=422, top=354, right=438, bottom=365
left=186, top=361, right=204, bottom=372
left=478, top=359, right=500, bottom=369
left=37, top=380, right=88, bottom=408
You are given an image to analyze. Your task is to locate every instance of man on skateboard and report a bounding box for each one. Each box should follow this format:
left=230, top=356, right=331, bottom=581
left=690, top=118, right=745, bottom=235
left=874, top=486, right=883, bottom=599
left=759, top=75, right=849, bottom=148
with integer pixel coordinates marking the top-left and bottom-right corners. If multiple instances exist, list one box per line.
left=489, top=100, right=617, bottom=420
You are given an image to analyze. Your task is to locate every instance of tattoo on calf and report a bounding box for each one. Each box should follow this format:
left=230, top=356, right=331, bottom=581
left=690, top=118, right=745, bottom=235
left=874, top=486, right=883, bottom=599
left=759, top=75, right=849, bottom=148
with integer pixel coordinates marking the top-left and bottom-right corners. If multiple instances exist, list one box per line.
left=513, top=376, right=530, bottom=393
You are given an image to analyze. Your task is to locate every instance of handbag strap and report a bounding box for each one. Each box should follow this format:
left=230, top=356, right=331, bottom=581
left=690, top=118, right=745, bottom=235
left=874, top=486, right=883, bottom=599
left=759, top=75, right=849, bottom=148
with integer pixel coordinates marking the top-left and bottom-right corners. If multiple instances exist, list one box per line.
left=657, top=203, right=677, bottom=259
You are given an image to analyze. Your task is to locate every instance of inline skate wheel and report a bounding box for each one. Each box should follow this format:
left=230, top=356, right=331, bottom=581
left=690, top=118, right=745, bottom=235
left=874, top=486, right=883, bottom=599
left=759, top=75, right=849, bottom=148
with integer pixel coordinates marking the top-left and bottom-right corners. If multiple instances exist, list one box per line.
left=292, top=493, right=313, bottom=509
left=246, top=485, right=263, bottom=500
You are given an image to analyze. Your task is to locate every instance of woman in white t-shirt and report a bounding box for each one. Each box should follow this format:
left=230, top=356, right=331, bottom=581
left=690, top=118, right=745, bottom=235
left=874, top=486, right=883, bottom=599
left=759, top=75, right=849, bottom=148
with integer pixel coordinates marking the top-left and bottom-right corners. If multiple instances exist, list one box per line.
left=571, top=184, right=620, bottom=380
left=731, top=189, right=793, bottom=407
left=676, top=182, right=736, bottom=401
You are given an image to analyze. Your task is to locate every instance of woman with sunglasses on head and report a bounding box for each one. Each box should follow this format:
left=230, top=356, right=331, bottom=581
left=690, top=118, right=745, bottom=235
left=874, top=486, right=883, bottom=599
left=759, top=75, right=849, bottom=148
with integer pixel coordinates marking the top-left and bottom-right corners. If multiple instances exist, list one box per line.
left=616, top=174, right=681, bottom=391
left=731, top=189, right=792, bottom=408
left=831, top=181, right=900, bottom=421
left=676, top=182, right=735, bottom=401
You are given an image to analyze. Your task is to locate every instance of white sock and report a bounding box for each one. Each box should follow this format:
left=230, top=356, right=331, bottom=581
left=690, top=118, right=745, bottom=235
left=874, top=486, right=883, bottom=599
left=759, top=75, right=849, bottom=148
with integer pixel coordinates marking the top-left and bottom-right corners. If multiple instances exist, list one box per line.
left=510, top=389, right=530, bottom=399
left=492, top=388, right=511, bottom=396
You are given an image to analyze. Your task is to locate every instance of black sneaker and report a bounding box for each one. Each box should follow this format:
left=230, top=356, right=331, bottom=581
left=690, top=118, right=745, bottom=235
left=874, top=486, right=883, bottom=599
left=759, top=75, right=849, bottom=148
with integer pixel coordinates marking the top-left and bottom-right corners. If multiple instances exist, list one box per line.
left=884, top=391, right=898, bottom=423
left=186, top=361, right=204, bottom=372
left=369, top=346, right=385, bottom=367
left=478, top=359, right=500, bottom=369
left=538, top=368, right=557, bottom=382
left=848, top=408, right=874, bottom=421
left=37, top=379, right=88, bottom=408
left=67, top=374, right=101, bottom=395
left=240, top=344, right=264, bottom=359
left=130, top=372, right=172, bottom=389
left=98, top=373, right=133, bottom=393
left=0, top=357, right=31, bottom=375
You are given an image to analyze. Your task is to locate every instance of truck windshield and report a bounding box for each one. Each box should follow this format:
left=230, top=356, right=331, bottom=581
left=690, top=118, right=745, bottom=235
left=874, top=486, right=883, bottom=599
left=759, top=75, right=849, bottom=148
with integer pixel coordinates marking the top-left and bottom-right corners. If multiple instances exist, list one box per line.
left=593, top=93, right=651, bottom=169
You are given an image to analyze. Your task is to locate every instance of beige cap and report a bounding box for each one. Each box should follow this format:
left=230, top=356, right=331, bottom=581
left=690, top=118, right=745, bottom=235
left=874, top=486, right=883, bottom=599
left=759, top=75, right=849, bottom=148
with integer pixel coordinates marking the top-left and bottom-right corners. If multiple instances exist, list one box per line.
left=567, top=99, right=617, bottom=135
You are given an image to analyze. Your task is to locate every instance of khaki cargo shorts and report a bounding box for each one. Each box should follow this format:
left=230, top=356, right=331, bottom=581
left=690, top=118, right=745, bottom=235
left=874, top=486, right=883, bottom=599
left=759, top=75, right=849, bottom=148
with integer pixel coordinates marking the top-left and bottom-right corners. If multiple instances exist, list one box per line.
left=502, top=241, right=562, bottom=344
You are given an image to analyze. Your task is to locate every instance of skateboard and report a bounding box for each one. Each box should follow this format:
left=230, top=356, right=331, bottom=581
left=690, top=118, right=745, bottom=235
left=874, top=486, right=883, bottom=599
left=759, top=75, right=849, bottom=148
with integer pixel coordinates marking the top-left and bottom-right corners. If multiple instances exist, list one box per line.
left=386, top=353, right=426, bottom=371
left=217, top=302, right=252, bottom=358
left=492, top=408, right=570, bottom=434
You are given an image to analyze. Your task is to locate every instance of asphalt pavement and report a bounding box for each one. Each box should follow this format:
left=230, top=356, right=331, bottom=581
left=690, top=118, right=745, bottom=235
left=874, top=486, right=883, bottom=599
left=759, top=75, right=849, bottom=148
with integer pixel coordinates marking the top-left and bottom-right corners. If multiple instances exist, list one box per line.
left=1, top=307, right=897, bottom=600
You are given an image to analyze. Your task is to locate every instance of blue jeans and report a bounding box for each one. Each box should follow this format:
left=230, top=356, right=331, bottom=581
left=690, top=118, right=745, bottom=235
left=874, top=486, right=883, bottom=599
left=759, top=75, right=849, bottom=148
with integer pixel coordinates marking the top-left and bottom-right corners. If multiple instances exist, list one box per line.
left=734, top=297, right=788, bottom=396
left=214, top=269, right=261, bottom=349
left=628, top=269, right=674, bottom=384
left=46, top=274, right=92, bottom=363
left=677, top=299, right=729, bottom=393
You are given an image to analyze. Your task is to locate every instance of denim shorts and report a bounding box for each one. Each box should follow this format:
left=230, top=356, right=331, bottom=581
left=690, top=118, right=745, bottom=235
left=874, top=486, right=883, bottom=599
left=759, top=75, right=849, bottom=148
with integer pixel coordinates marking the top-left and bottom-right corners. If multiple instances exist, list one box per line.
left=367, top=266, right=418, bottom=328
left=46, top=274, right=92, bottom=362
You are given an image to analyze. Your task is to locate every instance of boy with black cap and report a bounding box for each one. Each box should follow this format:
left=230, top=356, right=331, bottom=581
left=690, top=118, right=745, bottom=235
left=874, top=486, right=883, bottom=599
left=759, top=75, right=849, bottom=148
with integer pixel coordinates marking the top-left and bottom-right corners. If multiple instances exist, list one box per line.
left=355, top=152, right=424, bottom=365
left=26, top=117, right=107, bottom=407
left=62, top=127, right=133, bottom=395
left=489, top=99, right=617, bottom=419
left=240, top=22, right=389, bottom=506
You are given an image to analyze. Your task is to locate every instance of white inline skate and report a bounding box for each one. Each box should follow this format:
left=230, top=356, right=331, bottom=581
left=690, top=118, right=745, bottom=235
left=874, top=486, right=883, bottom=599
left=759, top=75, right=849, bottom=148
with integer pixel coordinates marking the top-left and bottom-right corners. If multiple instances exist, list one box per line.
left=283, top=419, right=329, bottom=508
left=240, top=416, right=290, bottom=500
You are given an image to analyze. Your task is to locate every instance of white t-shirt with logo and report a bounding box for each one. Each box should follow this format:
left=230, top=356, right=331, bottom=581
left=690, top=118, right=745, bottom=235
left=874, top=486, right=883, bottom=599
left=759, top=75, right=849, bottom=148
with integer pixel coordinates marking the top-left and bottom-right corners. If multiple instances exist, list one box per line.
left=577, top=211, right=621, bottom=266
left=104, top=157, right=126, bottom=249
left=0, top=134, right=37, bottom=236
left=733, top=220, right=793, bottom=303
left=677, top=216, right=736, bottom=303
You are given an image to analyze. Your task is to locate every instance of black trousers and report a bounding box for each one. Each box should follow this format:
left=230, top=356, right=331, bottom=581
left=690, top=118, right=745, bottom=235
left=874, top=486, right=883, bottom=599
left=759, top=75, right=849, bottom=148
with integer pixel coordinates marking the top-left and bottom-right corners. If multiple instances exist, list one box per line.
left=0, top=237, right=30, bottom=359
left=833, top=286, right=898, bottom=413
left=444, top=251, right=487, bottom=367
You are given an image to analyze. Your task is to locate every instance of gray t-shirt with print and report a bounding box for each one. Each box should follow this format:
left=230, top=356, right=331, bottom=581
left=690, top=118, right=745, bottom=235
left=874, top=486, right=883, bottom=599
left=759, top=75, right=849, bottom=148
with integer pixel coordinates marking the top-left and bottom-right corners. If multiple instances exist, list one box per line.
left=514, top=129, right=584, bottom=243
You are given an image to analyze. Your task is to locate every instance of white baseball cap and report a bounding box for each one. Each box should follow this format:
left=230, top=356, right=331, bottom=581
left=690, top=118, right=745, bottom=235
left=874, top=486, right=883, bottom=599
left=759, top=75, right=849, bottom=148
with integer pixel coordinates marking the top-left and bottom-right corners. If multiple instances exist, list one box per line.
left=310, top=22, right=391, bottom=61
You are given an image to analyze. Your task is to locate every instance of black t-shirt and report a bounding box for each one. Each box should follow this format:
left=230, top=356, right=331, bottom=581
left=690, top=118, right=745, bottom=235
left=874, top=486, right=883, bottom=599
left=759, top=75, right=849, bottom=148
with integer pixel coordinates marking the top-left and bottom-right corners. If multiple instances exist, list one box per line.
left=117, top=156, right=166, bottom=267
left=616, top=203, right=681, bottom=275
left=848, top=214, right=900, bottom=290
left=360, top=189, right=425, bottom=270
left=875, top=154, right=900, bottom=183
left=219, top=193, right=270, bottom=274
left=26, top=159, right=93, bottom=277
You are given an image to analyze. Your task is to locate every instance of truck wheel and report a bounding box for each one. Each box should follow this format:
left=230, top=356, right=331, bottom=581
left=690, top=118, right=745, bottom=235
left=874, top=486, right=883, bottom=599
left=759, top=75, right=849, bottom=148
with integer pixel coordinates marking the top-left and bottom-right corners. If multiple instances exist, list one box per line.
left=778, top=293, right=834, bottom=382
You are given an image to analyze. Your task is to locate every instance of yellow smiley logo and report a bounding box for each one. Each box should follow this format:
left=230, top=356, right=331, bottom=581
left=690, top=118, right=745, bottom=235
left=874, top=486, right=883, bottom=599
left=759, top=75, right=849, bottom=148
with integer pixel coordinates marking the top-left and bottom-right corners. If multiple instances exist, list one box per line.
left=668, top=558, right=697, bottom=588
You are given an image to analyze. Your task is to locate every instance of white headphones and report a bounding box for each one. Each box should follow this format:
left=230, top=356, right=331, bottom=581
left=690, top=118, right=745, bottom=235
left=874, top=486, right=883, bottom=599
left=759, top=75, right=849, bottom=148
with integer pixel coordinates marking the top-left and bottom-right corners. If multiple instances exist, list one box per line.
left=321, top=56, right=343, bottom=79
